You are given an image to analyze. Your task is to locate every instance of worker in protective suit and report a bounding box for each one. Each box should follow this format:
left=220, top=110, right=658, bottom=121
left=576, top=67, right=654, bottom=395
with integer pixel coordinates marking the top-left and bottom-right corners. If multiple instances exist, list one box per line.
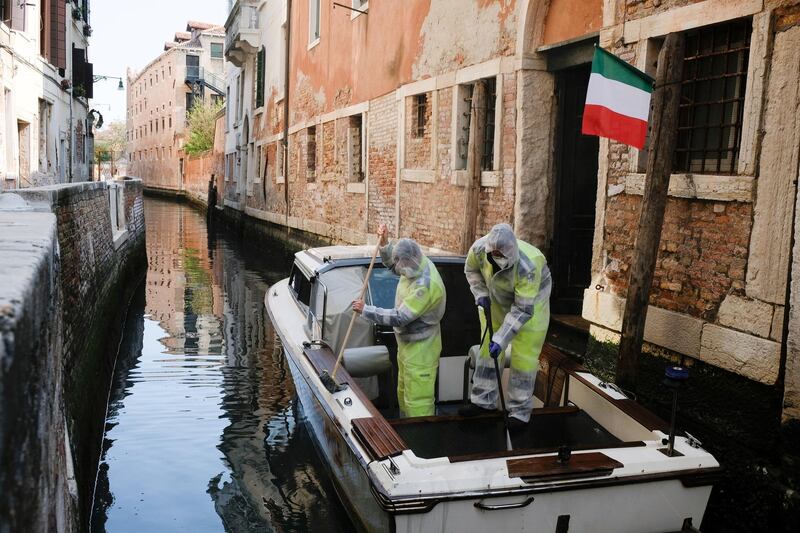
left=459, top=223, right=551, bottom=429
left=352, top=225, right=446, bottom=417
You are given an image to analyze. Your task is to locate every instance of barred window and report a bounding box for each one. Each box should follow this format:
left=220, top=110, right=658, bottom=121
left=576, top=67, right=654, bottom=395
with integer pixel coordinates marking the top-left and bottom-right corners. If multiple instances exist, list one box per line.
left=413, top=93, right=428, bottom=138
left=675, top=19, right=751, bottom=174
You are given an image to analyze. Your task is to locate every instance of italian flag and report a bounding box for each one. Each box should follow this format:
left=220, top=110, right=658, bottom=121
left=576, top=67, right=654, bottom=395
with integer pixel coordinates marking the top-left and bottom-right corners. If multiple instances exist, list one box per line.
left=582, top=47, right=655, bottom=150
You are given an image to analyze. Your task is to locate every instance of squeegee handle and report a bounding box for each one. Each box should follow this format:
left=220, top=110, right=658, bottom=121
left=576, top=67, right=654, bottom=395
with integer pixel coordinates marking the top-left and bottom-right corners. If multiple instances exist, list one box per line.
left=331, top=241, right=381, bottom=379
left=486, top=307, right=509, bottom=415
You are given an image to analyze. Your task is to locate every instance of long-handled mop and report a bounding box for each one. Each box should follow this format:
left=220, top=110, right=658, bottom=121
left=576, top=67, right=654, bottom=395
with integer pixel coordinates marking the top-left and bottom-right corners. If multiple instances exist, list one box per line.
left=485, top=302, right=513, bottom=451
left=319, top=241, right=381, bottom=394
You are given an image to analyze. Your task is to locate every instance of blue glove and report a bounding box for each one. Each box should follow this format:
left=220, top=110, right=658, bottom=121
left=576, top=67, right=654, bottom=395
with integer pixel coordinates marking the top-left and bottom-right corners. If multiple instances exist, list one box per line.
left=477, top=296, right=491, bottom=312
left=489, top=341, right=502, bottom=359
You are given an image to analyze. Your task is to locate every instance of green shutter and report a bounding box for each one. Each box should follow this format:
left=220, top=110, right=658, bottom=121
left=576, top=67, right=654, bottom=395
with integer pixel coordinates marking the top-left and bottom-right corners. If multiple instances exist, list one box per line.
left=256, top=47, right=265, bottom=108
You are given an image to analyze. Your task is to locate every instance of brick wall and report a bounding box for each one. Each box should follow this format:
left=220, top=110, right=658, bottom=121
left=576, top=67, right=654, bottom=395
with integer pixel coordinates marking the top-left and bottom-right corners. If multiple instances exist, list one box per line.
left=368, top=92, right=399, bottom=236
left=604, top=195, right=752, bottom=319
left=184, top=151, right=224, bottom=207
left=2, top=180, right=147, bottom=530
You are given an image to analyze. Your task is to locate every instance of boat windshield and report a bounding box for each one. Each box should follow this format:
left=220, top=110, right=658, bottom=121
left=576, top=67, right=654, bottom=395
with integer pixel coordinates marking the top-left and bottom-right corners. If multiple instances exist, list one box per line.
left=367, top=268, right=399, bottom=308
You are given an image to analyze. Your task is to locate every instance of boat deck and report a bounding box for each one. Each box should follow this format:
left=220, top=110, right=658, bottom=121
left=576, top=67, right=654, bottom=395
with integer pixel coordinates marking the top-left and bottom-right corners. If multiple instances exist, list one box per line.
left=389, top=407, right=622, bottom=460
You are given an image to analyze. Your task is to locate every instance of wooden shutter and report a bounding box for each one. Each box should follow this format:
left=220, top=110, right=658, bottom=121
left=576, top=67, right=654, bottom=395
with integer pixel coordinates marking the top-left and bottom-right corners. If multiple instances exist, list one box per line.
left=50, top=0, right=67, bottom=70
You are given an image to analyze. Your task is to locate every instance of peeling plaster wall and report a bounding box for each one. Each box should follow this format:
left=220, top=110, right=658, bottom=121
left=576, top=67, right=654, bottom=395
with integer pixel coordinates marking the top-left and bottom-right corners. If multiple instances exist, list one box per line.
left=412, top=0, right=517, bottom=79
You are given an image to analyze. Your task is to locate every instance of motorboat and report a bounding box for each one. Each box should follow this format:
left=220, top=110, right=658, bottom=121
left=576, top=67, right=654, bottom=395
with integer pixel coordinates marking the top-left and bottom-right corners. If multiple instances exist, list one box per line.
left=265, top=245, right=720, bottom=532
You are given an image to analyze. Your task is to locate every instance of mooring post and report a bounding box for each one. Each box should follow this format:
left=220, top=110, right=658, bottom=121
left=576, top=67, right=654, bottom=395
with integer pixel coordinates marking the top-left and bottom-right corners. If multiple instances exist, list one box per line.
left=616, top=33, right=685, bottom=391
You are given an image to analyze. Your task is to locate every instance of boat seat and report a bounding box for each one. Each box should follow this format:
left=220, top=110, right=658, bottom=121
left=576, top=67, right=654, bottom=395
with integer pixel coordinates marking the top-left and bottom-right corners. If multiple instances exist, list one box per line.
left=462, top=344, right=511, bottom=402
left=343, top=345, right=392, bottom=378
left=344, top=345, right=393, bottom=402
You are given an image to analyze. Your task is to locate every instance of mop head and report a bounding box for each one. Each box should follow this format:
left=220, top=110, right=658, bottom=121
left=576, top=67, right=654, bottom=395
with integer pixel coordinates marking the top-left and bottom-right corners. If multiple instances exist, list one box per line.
left=319, top=370, right=345, bottom=393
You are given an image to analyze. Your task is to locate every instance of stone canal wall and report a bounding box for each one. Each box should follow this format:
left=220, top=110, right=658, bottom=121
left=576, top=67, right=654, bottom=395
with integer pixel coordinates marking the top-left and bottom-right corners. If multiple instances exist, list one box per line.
left=0, top=179, right=146, bottom=532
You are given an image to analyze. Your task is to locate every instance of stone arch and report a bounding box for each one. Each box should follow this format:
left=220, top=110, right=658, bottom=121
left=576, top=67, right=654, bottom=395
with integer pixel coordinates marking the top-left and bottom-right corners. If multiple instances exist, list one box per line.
left=515, top=0, right=551, bottom=60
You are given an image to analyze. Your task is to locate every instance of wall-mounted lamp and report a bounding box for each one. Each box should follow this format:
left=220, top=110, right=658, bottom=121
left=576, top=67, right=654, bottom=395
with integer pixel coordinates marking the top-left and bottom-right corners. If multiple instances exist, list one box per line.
left=94, top=75, right=125, bottom=91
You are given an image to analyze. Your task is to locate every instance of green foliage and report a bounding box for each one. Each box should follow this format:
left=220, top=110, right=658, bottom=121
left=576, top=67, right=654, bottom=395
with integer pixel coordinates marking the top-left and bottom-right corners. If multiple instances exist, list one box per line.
left=184, top=99, right=223, bottom=156
left=94, top=121, right=128, bottom=157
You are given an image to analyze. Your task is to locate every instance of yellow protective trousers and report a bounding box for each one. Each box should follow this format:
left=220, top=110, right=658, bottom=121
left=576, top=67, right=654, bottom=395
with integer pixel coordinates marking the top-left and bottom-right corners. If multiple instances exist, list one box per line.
left=397, top=329, right=442, bottom=417
left=470, top=306, right=547, bottom=422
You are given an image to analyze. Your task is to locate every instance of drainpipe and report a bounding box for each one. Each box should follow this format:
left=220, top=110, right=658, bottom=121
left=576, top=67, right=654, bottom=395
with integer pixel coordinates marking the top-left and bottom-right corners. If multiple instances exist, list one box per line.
left=68, top=89, right=74, bottom=182
left=282, top=0, right=292, bottom=230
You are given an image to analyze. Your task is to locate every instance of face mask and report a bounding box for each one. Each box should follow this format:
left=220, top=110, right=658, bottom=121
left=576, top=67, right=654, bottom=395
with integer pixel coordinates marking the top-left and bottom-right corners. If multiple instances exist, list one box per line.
left=494, top=256, right=509, bottom=270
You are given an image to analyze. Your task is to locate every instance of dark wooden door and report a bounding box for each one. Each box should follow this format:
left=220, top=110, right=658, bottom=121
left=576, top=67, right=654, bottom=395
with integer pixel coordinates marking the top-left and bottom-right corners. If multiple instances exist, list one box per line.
left=551, top=65, right=599, bottom=315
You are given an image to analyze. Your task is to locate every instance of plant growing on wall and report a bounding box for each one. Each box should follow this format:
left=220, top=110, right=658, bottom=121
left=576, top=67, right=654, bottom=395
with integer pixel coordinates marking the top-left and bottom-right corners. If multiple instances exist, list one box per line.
left=184, top=99, right=223, bottom=156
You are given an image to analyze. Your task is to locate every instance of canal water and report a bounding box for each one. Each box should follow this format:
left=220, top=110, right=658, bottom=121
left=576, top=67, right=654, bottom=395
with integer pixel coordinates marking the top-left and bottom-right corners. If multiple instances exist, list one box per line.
left=90, top=198, right=353, bottom=532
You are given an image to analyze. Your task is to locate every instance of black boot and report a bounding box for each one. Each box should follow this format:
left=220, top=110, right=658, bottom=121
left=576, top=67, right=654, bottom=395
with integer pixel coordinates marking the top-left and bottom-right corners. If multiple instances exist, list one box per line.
left=458, top=403, right=497, bottom=417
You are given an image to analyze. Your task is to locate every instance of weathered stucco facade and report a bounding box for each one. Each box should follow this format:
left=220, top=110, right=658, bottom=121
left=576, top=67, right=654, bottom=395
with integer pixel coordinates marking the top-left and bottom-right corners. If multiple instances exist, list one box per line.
left=126, top=22, right=225, bottom=193
left=0, top=1, right=94, bottom=191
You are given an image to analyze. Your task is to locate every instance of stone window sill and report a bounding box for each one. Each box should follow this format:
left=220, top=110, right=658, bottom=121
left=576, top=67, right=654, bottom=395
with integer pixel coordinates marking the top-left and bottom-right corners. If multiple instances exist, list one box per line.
left=351, top=2, right=368, bottom=20
left=347, top=182, right=366, bottom=194
left=401, top=168, right=435, bottom=183
left=481, top=170, right=501, bottom=188
left=112, top=229, right=129, bottom=250
left=624, top=173, right=756, bottom=202
left=275, top=175, right=285, bottom=184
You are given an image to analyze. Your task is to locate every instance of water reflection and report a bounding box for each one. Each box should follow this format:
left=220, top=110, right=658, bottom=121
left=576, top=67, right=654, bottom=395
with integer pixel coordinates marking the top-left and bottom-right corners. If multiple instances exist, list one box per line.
left=91, top=198, right=352, bottom=532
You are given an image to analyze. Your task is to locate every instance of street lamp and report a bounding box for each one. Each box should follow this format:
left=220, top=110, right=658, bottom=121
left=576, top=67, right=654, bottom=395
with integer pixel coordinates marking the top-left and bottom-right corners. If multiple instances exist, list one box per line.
left=93, top=75, right=125, bottom=90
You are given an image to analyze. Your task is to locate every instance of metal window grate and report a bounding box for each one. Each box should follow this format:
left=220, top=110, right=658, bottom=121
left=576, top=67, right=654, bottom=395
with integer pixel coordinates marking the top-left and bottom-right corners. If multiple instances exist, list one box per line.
left=481, top=77, right=497, bottom=171
left=674, top=19, right=751, bottom=174
left=307, top=126, right=317, bottom=175
left=413, top=93, right=428, bottom=138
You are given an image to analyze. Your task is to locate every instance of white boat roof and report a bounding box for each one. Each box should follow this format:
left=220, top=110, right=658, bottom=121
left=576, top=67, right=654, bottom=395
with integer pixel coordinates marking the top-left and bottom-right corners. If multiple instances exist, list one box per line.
left=297, top=244, right=460, bottom=274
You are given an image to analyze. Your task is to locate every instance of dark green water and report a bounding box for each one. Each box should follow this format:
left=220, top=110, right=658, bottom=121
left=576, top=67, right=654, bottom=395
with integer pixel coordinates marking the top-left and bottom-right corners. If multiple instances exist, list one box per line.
left=90, top=198, right=352, bottom=532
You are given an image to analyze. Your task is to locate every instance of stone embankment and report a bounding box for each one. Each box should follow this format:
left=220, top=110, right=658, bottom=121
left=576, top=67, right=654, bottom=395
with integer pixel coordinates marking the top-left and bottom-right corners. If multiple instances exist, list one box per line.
left=0, top=180, right=146, bottom=532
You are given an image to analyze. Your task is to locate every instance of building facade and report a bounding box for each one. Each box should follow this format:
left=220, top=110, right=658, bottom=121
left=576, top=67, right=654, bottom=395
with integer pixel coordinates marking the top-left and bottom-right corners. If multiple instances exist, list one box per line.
left=218, top=0, right=800, bottom=427
left=0, top=0, right=94, bottom=190
left=126, top=21, right=225, bottom=192
left=130, top=0, right=800, bottom=526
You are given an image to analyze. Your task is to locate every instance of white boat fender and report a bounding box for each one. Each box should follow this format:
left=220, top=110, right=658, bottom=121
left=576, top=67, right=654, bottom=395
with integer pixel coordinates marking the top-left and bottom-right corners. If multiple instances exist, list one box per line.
left=343, top=345, right=392, bottom=378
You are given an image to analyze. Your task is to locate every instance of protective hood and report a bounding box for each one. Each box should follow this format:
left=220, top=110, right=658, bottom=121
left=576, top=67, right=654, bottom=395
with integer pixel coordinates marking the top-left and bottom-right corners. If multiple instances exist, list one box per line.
left=392, top=238, right=424, bottom=279
left=483, top=223, right=520, bottom=266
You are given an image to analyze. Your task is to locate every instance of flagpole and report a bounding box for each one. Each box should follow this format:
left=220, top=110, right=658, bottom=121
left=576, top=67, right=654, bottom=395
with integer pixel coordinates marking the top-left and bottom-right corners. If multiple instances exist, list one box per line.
left=615, top=32, right=686, bottom=391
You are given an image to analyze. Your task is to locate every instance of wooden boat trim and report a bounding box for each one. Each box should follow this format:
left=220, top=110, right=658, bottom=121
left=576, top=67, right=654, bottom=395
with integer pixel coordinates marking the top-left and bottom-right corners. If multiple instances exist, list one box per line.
left=506, top=452, right=624, bottom=482
left=303, top=344, right=386, bottom=419
left=352, top=417, right=408, bottom=460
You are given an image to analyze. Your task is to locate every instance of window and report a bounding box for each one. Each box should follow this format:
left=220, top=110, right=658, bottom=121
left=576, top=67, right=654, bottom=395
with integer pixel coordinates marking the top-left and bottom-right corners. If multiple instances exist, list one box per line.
left=255, top=47, right=266, bottom=108
left=481, top=77, right=497, bottom=171
left=289, top=265, right=312, bottom=306
left=210, top=42, right=223, bottom=59
left=674, top=19, right=751, bottom=174
left=169, top=116, right=172, bottom=129
left=348, top=115, right=365, bottom=182
left=186, top=93, right=196, bottom=119
left=309, top=0, right=321, bottom=44
left=453, top=84, right=474, bottom=171
left=413, top=93, right=428, bottom=138
left=155, top=120, right=158, bottom=133
left=275, top=141, right=285, bottom=181
left=306, top=126, right=317, bottom=180
left=162, top=117, right=165, bottom=130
